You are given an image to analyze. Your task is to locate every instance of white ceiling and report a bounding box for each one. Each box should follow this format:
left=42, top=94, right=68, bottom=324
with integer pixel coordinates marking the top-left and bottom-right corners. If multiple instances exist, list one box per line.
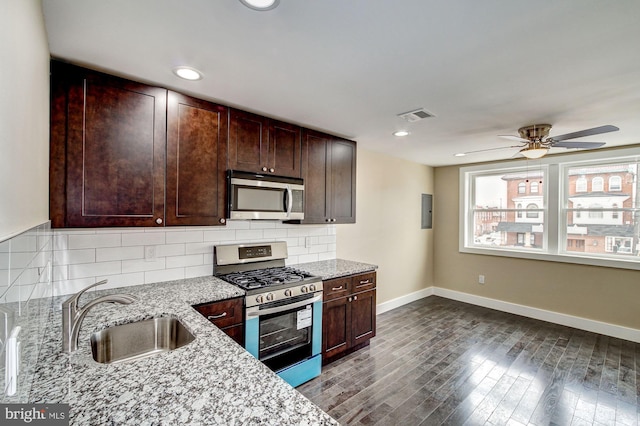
left=41, top=0, right=640, bottom=166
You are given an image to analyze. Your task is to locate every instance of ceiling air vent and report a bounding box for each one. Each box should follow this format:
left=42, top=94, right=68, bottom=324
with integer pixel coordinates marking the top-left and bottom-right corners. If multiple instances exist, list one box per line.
left=397, top=108, right=435, bottom=123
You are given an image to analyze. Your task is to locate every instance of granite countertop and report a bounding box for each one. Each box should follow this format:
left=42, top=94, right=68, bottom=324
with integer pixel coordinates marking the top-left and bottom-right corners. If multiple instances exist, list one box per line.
left=30, top=276, right=338, bottom=425
left=295, top=258, right=377, bottom=280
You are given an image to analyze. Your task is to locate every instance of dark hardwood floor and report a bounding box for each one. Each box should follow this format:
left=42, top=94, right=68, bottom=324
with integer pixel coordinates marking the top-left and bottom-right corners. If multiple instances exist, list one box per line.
left=298, top=296, right=640, bottom=425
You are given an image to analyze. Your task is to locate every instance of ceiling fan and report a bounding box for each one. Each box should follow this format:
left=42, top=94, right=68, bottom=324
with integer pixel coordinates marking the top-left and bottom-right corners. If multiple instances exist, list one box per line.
left=457, top=124, right=619, bottom=159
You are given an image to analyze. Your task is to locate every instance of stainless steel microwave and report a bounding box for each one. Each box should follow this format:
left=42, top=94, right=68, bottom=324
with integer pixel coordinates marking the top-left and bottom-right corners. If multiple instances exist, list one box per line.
left=227, top=170, right=304, bottom=220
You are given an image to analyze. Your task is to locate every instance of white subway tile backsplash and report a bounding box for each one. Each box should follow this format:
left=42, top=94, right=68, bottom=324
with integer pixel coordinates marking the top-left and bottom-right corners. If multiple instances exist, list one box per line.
left=50, top=222, right=336, bottom=294
left=121, top=258, right=166, bottom=274
left=186, top=264, right=213, bottom=278
left=203, top=229, right=236, bottom=242
left=69, top=261, right=122, bottom=279
left=156, top=244, right=186, bottom=258
left=68, top=233, right=121, bottom=249
left=166, top=230, right=204, bottom=244
left=185, top=242, right=214, bottom=256
left=96, top=246, right=144, bottom=262
left=145, top=267, right=184, bottom=284
left=166, top=254, right=204, bottom=269
left=54, top=249, right=96, bottom=266
left=122, top=231, right=165, bottom=246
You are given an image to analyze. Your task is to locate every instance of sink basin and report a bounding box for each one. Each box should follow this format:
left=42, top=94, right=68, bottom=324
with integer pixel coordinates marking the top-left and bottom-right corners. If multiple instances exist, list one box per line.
left=90, top=317, right=195, bottom=364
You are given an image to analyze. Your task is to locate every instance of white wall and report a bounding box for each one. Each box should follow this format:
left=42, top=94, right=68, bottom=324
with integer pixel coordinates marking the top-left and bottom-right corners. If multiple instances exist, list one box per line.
left=0, top=0, right=50, bottom=242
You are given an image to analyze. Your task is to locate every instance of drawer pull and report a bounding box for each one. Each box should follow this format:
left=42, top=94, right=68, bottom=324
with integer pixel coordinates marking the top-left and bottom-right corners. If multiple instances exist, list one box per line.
left=331, top=285, right=344, bottom=291
left=208, top=312, right=227, bottom=320
left=353, top=295, right=358, bottom=301
left=357, top=280, right=371, bottom=286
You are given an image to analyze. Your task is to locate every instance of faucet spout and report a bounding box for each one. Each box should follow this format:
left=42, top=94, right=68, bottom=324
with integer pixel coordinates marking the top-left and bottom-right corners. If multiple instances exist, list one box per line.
left=62, top=280, right=137, bottom=353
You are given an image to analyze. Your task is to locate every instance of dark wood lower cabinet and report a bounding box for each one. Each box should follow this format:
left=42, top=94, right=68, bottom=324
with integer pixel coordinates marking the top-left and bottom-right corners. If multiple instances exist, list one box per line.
left=193, top=297, right=244, bottom=346
left=322, top=272, right=376, bottom=364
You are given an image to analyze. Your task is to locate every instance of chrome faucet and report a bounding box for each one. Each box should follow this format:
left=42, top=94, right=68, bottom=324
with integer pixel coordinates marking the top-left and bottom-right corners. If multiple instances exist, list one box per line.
left=62, top=279, right=137, bottom=353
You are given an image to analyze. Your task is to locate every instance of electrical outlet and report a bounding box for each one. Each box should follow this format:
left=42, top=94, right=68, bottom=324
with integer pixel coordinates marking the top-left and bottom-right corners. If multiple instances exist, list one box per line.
left=478, top=275, right=485, bottom=284
left=145, top=246, right=156, bottom=261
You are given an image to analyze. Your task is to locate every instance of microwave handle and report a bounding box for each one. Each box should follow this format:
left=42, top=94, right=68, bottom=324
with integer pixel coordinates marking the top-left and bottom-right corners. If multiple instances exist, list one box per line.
left=285, top=185, right=293, bottom=217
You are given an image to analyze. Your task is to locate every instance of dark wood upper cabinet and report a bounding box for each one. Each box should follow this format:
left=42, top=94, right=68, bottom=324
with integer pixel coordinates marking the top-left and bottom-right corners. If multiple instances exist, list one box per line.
left=228, top=109, right=301, bottom=178
left=166, top=92, right=228, bottom=226
left=50, top=61, right=166, bottom=228
left=301, top=129, right=356, bottom=224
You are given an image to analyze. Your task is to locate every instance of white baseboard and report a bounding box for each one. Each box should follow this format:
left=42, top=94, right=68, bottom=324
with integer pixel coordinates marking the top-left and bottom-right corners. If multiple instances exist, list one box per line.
left=376, top=287, right=434, bottom=315
left=432, top=287, right=640, bottom=344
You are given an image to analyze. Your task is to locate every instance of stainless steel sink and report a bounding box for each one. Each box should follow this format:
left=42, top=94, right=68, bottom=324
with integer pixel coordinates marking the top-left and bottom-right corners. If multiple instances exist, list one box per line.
left=90, top=317, right=195, bottom=364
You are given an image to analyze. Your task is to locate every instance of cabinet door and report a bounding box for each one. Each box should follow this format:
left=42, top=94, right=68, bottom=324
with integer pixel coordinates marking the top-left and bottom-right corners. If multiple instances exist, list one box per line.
left=350, top=289, right=376, bottom=347
left=329, top=139, right=357, bottom=224
left=53, top=63, right=166, bottom=227
left=167, top=92, right=228, bottom=226
left=228, top=109, right=268, bottom=173
left=322, top=296, right=351, bottom=360
left=268, top=120, right=301, bottom=178
left=301, top=129, right=331, bottom=223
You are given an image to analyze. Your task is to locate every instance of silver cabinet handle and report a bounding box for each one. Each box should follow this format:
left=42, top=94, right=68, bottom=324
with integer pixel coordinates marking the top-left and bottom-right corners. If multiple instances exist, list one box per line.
left=269, top=168, right=275, bottom=173
left=219, top=218, right=226, bottom=224
left=262, top=167, right=268, bottom=172
left=155, top=218, right=163, bottom=225
left=331, top=285, right=343, bottom=291
left=353, top=295, right=358, bottom=301
left=357, top=280, right=370, bottom=287
left=208, top=312, right=227, bottom=320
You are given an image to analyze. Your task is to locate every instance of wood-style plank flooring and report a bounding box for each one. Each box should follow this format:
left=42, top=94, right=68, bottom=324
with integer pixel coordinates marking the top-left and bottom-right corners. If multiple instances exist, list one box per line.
left=297, top=296, right=640, bottom=425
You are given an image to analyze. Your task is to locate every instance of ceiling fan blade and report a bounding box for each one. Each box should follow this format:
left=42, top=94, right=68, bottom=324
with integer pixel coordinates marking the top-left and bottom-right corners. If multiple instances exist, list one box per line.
left=549, top=125, right=619, bottom=142
left=551, top=141, right=606, bottom=149
left=461, top=146, right=520, bottom=155
left=499, top=135, right=529, bottom=143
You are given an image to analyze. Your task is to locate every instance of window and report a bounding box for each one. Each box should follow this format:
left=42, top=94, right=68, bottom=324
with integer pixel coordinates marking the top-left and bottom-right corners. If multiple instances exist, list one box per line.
left=609, top=176, right=622, bottom=191
left=592, top=177, right=604, bottom=192
left=588, top=204, right=603, bottom=219
left=526, top=203, right=539, bottom=218
left=461, top=147, right=640, bottom=271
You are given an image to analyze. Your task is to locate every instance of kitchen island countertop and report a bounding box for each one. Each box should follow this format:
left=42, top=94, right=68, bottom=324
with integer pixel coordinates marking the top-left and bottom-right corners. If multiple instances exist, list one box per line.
left=30, top=276, right=338, bottom=425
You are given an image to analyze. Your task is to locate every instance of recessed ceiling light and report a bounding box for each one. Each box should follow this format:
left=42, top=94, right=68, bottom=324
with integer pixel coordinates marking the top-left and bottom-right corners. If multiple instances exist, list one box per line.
left=173, top=66, right=203, bottom=81
left=239, top=0, right=280, bottom=11
left=393, top=130, right=410, bottom=137
left=454, top=153, right=466, bottom=157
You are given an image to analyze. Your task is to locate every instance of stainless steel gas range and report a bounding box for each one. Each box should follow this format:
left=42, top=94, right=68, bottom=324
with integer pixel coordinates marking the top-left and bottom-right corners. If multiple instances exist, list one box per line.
left=213, top=241, right=323, bottom=387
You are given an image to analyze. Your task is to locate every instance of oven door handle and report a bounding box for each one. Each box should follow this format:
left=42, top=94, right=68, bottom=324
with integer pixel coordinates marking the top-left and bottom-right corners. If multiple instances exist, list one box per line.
left=247, top=293, right=322, bottom=317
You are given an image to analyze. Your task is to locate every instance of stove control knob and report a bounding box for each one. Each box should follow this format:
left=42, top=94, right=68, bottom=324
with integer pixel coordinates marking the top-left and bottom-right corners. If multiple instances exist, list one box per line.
left=301, top=285, right=308, bottom=293
left=284, top=289, right=292, bottom=297
left=309, top=284, right=316, bottom=292
left=256, top=295, right=264, bottom=304
left=266, top=293, right=274, bottom=301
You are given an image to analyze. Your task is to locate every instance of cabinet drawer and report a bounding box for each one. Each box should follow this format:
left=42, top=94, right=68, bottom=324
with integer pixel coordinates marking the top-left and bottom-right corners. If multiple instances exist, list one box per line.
left=351, top=272, right=376, bottom=293
left=194, top=297, right=244, bottom=329
left=323, top=277, right=351, bottom=301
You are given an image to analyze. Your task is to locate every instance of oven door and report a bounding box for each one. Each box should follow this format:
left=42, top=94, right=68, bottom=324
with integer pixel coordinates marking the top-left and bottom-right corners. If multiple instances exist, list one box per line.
left=245, top=293, right=322, bottom=373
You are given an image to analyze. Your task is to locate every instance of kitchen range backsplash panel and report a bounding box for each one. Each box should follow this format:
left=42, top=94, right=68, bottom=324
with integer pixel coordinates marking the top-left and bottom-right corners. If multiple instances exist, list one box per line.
left=0, top=222, right=53, bottom=402
left=52, top=220, right=336, bottom=296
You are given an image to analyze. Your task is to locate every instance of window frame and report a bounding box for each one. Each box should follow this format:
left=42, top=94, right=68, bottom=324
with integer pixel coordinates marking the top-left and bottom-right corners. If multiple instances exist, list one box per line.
left=460, top=146, right=640, bottom=271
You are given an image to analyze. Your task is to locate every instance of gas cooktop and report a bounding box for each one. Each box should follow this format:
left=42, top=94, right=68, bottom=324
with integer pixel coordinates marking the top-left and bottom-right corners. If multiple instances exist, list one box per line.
left=218, top=266, right=317, bottom=291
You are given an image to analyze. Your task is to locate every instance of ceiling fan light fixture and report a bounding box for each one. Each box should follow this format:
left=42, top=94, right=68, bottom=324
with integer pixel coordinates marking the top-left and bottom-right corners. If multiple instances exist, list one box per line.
left=239, top=0, right=280, bottom=11
left=520, top=147, right=548, bottom=159
left=393, top=130, right=410, bottom=137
